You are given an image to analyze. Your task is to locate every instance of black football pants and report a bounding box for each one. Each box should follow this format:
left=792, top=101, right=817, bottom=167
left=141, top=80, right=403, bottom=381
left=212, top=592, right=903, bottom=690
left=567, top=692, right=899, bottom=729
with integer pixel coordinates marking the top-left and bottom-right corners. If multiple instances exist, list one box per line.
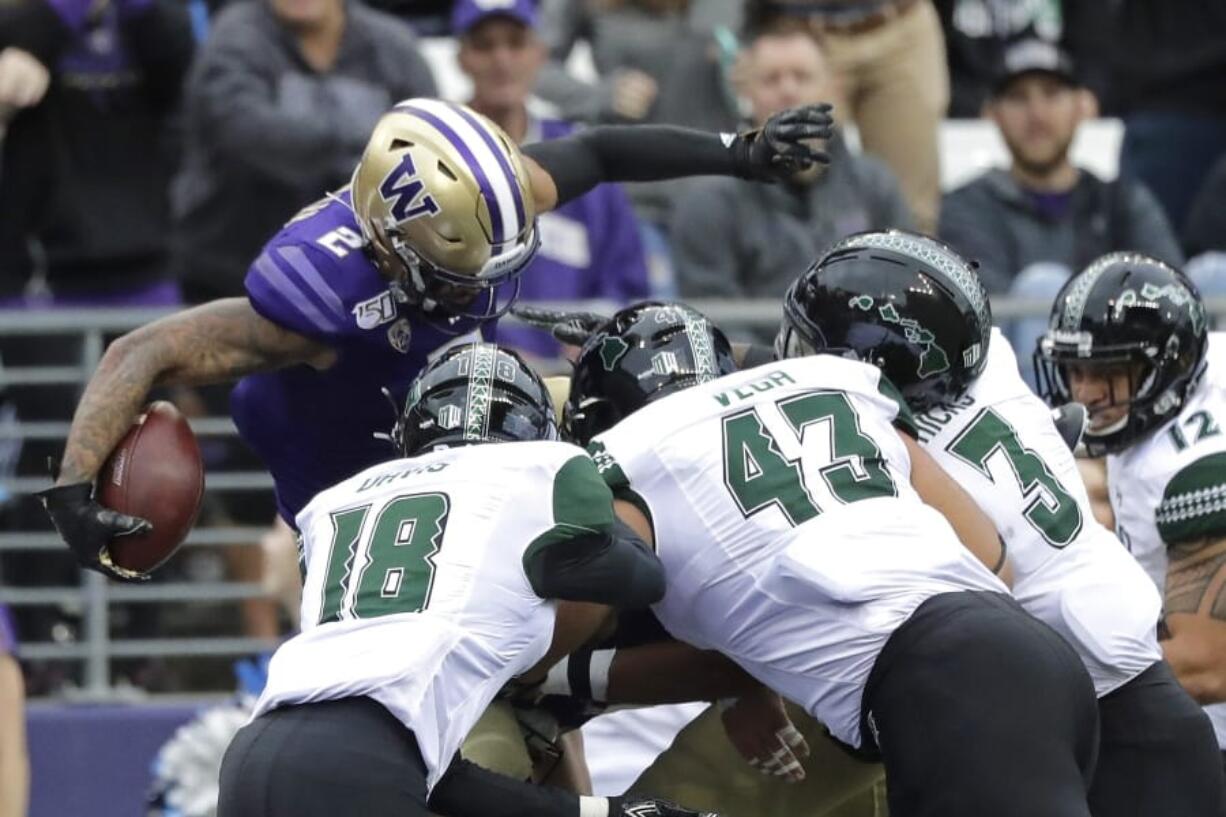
left=861, top=590, right=1100, bottom=817
left=1089, top=660, right=1226, bottom=816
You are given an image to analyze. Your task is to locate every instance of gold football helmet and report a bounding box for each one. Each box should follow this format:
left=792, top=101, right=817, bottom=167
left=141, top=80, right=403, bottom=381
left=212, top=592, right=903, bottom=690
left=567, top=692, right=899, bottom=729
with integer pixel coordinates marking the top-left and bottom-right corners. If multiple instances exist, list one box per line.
left=350, top=98, right=539, bottom=324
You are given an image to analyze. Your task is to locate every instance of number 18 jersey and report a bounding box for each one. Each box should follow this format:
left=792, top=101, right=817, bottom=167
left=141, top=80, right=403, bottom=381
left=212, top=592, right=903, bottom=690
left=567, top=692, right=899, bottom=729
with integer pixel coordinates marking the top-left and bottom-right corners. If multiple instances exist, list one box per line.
left=254, top=440, right=611, bottom=789
left=591, top=354, right=1004, bottom=748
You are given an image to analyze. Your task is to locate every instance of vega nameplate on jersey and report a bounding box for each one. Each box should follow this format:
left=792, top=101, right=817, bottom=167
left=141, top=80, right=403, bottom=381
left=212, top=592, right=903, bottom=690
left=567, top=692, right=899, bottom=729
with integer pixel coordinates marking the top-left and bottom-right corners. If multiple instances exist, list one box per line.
left=713, top=370, right=796, bottom=408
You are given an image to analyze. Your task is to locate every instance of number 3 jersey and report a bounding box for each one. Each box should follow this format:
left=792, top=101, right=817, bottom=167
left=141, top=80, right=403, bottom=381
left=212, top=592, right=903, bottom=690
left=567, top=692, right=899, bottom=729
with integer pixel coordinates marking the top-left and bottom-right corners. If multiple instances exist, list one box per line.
left=1107, top=332, right=1226, bottom=746
left=590, top=354, right=1005, bottom=749
left=913, top=328, right=1161, bottom=695
left=254, top=440, right=611, bottom=790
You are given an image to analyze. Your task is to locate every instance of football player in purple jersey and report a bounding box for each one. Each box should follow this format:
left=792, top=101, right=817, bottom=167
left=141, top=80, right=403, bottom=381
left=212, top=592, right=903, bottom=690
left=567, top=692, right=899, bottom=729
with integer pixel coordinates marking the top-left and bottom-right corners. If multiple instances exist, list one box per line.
left=37, top=97, right=833, bottom=580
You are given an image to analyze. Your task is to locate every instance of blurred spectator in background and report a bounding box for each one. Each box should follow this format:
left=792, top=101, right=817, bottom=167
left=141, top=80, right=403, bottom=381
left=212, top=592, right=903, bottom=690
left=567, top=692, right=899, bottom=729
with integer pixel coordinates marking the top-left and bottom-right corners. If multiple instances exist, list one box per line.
left=1181, top=153, right=1226, bottom=320
left=0, top=0, right=192, bottom=679
left=533, top=0, right=740, bottom=259
left=939, top=39, right=1181, bottom=382
left=671, top=21, right=910, bottom=333
left=1110, top=0, right=1226, bottom=237
left=0, top=604, right=28, bottom=817
left=747, top=0, right=946, bottom=232
left=172, top=0, right=437, bottom=304
left=0, top=0, right=193, bottom=307
left=934, top=0, right=1110, bottom=118
left=453, top=0, right=649, bottom=365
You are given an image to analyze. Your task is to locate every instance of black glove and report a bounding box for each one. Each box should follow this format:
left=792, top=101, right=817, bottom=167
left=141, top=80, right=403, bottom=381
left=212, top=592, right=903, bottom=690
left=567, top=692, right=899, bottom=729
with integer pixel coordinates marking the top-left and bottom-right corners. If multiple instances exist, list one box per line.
left=730, top=103, right=834, bottom=182
left=510, top=305, right=610, bottom=346
left=610, top=796, right=718, bottom=817
left=36, top=481, right=152, bottom=581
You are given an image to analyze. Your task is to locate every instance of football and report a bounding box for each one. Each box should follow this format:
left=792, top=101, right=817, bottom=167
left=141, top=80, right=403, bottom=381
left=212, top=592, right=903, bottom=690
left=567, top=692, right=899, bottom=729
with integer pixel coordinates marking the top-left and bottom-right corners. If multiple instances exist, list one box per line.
left=98, top=401, right=205, bottom=574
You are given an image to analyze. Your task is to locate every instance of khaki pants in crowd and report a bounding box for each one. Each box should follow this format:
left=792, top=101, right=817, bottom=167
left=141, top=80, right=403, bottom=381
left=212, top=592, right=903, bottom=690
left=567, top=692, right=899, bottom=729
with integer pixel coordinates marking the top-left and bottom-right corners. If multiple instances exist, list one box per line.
left=818, top=0, right=949, bottom=233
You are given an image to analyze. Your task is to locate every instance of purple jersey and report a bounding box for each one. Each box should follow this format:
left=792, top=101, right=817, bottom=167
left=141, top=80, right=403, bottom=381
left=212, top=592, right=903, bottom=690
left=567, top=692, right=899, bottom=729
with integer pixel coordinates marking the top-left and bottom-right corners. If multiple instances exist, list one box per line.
left=233, top=191, right=491, bottom=522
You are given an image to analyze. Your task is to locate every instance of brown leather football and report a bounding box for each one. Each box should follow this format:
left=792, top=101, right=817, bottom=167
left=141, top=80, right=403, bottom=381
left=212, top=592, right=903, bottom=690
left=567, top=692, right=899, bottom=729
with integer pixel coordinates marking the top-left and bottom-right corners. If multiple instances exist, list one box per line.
left=98, top=401, right=204, bottom=574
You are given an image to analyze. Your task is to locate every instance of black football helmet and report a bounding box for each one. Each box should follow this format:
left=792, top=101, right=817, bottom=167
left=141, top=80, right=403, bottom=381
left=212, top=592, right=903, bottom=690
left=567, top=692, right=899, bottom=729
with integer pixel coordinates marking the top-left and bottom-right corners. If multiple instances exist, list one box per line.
left=1034, top=252, right=1208, bottom=456
left=398, top=342, right=557, bottom=456
left=778, top=230, right=993, bottom=411
left=565, top=301, right=737, bottom=445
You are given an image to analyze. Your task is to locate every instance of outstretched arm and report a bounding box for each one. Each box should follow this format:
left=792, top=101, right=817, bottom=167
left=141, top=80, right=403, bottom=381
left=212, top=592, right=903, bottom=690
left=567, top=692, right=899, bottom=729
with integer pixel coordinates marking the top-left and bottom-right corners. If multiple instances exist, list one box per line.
left=523, top=105, right=833, bottom=210
left=41, top=298, right=330, bottom=579
left=58, top=298, right=329, bottom=485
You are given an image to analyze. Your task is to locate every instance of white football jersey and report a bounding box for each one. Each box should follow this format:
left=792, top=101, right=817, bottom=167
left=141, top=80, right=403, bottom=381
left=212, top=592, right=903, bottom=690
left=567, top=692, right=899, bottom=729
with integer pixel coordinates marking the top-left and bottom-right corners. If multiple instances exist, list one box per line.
left=915, top=328, right=1161, bottom=696
left=591, top=354, right=1005, bottom=748
left=1107, top=332, right=1226, bottom=746
left=254, top=440, right=608, bottom=789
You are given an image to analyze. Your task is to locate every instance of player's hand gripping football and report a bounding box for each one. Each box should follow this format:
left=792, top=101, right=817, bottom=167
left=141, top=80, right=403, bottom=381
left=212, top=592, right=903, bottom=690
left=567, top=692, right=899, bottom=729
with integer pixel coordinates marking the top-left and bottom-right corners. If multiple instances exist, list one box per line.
left=609, top=796, right=719, bottom=817
left=730, top=103, right=834, bottom=182
left=36, top=479, right=152, bottom=582
left=718, top=685, right=810, bottom=782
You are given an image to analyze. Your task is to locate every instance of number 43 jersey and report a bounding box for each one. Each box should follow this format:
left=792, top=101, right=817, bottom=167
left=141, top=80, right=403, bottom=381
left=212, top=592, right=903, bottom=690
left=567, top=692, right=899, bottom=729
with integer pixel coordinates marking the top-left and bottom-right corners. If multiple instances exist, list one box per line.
left=590, top=354, right=1005, bottom=749
left=914, top=328, right=1161, bottom=696
left=254, top=440, right=610, bottom=790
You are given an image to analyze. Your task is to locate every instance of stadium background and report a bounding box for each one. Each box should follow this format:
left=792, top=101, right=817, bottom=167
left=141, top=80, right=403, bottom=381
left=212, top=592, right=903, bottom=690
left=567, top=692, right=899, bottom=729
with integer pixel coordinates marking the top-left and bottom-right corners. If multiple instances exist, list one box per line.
left=1, top=1, right=1224, bottom=815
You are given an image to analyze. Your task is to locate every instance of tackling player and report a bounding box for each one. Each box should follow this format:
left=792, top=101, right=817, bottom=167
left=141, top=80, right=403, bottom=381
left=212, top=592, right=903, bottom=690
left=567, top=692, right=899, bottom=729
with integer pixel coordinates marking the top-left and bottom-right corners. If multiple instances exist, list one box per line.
left=218, top=341, right=701, bottom=817
left=777, top=232, right=1225, bottom=815
left=562, top=302, right=1100, bottom=817
left=36, top=98, right=833, bottom=581
left=1035, top=252, right=1226, bottom=775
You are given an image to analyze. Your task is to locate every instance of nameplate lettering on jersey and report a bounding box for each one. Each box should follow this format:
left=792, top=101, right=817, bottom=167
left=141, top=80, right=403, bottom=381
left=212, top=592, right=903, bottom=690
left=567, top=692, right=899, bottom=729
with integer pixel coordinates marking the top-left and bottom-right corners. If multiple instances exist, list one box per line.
left=357, top=461, right=450, bottom=493
left=913, top=393, right=977, bottom=443
left=713, top=370, right=796, bottom=408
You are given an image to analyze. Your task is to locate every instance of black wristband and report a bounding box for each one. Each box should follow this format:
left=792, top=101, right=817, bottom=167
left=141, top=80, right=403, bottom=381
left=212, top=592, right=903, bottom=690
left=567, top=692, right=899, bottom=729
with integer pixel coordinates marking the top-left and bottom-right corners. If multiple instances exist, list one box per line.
left=566, top=647, right=595, bottom=701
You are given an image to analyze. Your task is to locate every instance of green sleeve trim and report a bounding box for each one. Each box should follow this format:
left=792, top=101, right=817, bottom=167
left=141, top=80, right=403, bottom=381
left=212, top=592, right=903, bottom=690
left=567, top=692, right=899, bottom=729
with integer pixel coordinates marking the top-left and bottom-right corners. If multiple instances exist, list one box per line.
left=523, top=454, right=616, bottom=575
left=552, top=454, right=616, bottom=534
left=876, top=374, right=919, bottom=438
left=1156, top=453, right=1226, bottom=545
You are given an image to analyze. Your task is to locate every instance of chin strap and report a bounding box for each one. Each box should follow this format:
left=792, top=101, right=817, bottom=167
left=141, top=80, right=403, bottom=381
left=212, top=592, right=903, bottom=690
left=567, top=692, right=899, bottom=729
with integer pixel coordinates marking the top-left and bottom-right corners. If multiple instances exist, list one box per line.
left=372, top=387, right=403, bottom=452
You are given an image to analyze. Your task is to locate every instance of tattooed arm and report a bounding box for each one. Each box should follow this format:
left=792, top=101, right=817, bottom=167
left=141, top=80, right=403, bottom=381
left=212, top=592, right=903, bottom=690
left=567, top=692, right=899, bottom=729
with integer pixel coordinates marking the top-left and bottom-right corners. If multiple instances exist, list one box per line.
left=1162, top=535, right=1226, bottom=704
left=57, top=298, right=332, bottom=485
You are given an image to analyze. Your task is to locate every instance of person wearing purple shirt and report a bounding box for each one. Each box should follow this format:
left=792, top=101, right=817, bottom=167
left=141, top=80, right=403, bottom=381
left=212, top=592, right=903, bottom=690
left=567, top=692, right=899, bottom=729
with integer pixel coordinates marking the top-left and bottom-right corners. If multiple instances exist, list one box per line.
left=449, top=0, right=650, bottom=362
left=37, top=92, right=835, bottom=582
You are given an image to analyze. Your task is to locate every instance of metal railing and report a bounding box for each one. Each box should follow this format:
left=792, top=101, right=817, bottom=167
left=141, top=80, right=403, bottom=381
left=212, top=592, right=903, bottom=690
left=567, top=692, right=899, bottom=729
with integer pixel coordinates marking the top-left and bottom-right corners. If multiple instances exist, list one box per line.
left=3, top=298, right=1225, bottom=697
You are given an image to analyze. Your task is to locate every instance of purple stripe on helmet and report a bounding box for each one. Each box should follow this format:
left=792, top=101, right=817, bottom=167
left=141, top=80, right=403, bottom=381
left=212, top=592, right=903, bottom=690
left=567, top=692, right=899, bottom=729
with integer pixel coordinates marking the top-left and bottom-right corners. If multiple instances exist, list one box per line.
left=450, top=104, right=526, bottom=237
left=393, top=103, right=505, bottom=245
left=276, top=246, right=347, bottom=322
left=253, top=253, right=336, bottom=333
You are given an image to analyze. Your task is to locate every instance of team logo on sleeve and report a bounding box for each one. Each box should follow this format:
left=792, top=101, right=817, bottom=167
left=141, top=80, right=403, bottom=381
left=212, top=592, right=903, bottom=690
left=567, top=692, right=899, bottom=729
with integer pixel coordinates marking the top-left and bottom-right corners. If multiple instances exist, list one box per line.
left=387, top=318, right=413, bottom=353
